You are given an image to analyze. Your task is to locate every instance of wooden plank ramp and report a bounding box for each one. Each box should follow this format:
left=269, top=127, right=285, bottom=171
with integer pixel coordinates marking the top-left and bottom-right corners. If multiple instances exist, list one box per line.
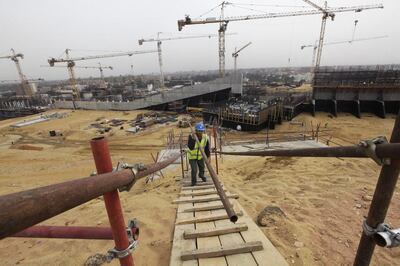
left=170, top=178, right=288, bottom=266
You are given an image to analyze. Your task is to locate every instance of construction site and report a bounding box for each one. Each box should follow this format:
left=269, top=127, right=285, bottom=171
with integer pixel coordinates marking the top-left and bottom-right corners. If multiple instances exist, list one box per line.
left=0, top=1, right=399, bottom=266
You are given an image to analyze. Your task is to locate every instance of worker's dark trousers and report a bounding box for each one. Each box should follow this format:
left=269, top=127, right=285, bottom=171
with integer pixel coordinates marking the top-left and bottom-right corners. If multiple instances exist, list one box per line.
left=189, top=159, right=206, bottom=186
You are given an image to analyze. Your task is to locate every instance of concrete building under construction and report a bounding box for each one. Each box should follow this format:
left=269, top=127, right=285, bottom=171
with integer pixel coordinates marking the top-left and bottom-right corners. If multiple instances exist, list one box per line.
left=203, top=97, right=283, bottom=131
left=312, top=65, right=400, bottom=118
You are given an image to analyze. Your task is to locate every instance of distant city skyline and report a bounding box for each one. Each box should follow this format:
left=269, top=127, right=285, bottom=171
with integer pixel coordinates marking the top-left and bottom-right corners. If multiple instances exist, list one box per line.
left=0, top=0, right=398, bottom=81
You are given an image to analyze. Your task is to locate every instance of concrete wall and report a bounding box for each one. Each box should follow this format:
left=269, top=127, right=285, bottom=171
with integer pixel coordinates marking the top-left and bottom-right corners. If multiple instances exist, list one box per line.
left=54, top=75, right=242, bottom=111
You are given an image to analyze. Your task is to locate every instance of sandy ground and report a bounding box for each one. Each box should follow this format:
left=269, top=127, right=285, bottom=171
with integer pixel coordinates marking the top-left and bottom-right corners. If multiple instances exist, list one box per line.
left=217, top=112, right=400, bottom=266
left=0, top=110, right=399, bottom=265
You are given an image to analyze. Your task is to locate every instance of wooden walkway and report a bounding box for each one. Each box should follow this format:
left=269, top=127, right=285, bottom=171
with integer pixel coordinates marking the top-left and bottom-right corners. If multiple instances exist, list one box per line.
left=170, top=177, right=288, bottom=266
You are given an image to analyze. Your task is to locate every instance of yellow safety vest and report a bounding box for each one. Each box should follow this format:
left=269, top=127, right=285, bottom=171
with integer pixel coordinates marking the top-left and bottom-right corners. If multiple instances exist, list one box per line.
left=188, top=134, right=208, bottom=160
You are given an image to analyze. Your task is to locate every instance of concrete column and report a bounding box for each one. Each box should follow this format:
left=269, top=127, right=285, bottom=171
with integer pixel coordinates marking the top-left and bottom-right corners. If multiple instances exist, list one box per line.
left=332, top=100, right=337, bottom=117
left=312, top=99, right=316, bottom=117
left=377, top=100, right=386, bottom=119
left=355, top=100, right=361, bottom=119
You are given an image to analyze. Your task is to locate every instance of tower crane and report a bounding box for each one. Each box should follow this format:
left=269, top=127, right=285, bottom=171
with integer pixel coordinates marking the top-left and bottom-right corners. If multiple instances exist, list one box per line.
left=138, top=32, right=235, bottom=88
left=301, top=35, right=388, bottom=70
left=232, top=41, right=252, bottom=75
left=48, top=48, right=157, bottom=100
left=302, top=0, right=382, bottom=71
left=178, top=1, right=383, bottom=77
left=0, top=49, right=33, bottom=96
left=43, top=63, right=113, bottom=89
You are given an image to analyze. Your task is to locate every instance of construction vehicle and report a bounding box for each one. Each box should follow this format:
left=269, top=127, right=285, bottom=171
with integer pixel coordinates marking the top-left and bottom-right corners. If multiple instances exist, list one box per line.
left=178, top=1, right=383, bottom=77
left=232, top=42, right=252, bottom=75
left=139, top=32, right=236, bottom=88
left=48, top=49, right=157, bottom=100
left=0, top=49, right=34, bottom=96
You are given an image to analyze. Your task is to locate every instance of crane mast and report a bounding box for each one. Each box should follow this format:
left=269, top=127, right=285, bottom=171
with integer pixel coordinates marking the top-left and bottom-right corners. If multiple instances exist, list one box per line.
left=301, top=35, right=388, bottom=73
left=232, top=41, right=252, bottom=75
left=48, top=49, right=157, bottom=99
left=0, top=49, right=32, bottom=96
left=156, top=32, right=164, bottom=88
left=65, top=49, right=80, bottom=99
left=44, top=62, right=113, bottom=89
left=178, top=2, right=383, bottom=77
left=139, top=33, right=232, bottom=87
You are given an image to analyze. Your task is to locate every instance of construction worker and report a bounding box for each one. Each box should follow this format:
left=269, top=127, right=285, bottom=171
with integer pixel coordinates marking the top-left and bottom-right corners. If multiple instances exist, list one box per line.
left=187, top=122, right=210, bottom=186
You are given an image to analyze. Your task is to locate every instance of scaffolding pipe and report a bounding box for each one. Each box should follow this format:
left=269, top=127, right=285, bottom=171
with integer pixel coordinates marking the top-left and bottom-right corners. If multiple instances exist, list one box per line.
left=12, top=226, right=116, bottom=240
left=189, top=125, right=237, bottom=223
left=354, top=112, right=400, bottom=265
left=0, top=144, right=179, bottom=240
left=90, top=137, right=133, bottom=266
left=218, top=143, right=400, bottom=159
left=213, top=124, right=219, bottom=174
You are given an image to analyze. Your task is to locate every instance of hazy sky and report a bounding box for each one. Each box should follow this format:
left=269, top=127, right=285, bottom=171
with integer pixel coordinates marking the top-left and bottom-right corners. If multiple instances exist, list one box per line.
left=0, top=0, right=398, bottom=80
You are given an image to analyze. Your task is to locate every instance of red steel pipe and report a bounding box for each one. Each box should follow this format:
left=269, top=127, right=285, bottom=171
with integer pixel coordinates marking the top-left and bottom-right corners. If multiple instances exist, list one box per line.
left=0, top=151, right=179, bottom=240
left=90, top=137, right=134, bottom=266
left=12, top=226, right=114, bottom=240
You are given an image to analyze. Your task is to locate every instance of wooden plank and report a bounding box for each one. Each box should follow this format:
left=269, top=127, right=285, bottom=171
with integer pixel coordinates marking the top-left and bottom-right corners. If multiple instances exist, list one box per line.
left=234, top=199, right=289, bottom=266
left=182, top=203, right=225, bottom=213
left=183, top=223, right=248, bottom=239
left=179, top=189, right=226, bottom=197
left=176, top=210, right=243, bottom=225
left=169, top=201, right=198, bottom=266
left=182, top=184, right=216, bottom=190
left=194, top=206, right=227, bottom=266
left=214, top=211, right=258, bottom=266
left=181, top=241, right=263, bottom=261
left=182, top=181, right=215, bottom=187
left=173, top=194, right=239, bottom=204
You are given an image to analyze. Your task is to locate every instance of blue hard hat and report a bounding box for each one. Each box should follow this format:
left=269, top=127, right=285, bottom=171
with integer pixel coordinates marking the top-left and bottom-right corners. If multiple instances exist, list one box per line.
left=195, top=122, right=205, bottom=132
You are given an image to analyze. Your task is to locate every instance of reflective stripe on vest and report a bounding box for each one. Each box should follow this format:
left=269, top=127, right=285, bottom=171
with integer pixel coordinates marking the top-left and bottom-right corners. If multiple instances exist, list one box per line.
left=188, top=134, right=208, bottom=160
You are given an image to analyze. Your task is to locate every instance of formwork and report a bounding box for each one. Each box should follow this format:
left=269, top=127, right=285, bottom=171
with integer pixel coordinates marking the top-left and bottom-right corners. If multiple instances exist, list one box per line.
left=312, top=65, right=400, bottom=118
left=203, top=98, right=283, bottom=131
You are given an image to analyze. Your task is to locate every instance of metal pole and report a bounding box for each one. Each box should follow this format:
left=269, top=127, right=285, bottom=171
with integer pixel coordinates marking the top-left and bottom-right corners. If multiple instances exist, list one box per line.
left=213, top=123, right=219, bottom=175
left=12, top=226, right=114, bottom=240
left=179, top=142, right=185, bottom=179
left=0, top=150, right=180, bottom=240
left=354, top=112, right=400, bottom=266
left=90, top=137, right=134, bottom=266
left=189, top=125, right=237, bottom=223
left=218, top=143, right=400, bottom=159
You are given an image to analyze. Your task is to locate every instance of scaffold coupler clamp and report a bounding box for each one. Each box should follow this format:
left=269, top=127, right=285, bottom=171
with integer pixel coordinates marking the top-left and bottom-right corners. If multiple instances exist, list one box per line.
left=362, top=220, right=400, bottom=248
left=116, top=162, right=146, bottom=192
left=106, top=219, right=139, bottom=262
left=358, top=136, right=390, bottom=166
